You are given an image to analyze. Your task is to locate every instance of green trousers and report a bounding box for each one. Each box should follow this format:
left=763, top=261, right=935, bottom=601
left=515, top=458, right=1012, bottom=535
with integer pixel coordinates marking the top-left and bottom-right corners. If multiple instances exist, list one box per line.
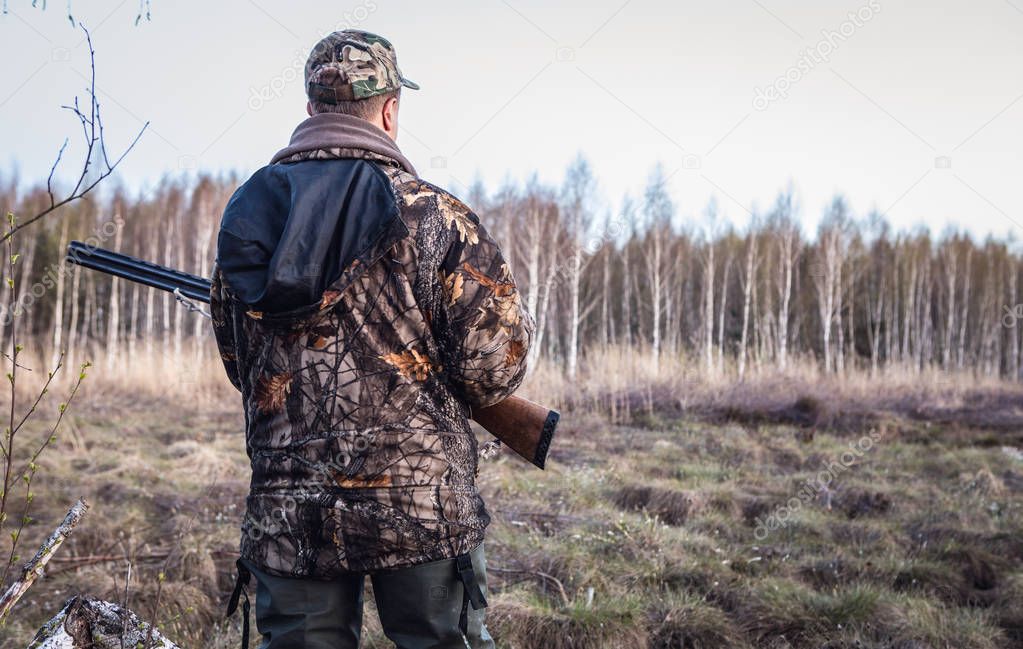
left=241, top=544, right=495, bottom=649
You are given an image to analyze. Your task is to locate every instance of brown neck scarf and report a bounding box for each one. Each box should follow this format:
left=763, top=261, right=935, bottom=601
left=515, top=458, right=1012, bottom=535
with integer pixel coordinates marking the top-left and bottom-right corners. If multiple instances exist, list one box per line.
left=271, top=113, right=417, bottom=176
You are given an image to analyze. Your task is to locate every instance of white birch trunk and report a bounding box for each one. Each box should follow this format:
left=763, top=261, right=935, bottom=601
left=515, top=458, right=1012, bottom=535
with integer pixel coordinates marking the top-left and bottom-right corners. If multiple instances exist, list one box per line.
left=738, top=235, right=757, bottom=378
left=51, top=218, right=71, bottom=363
left=702, top=243, right=715, bottom=372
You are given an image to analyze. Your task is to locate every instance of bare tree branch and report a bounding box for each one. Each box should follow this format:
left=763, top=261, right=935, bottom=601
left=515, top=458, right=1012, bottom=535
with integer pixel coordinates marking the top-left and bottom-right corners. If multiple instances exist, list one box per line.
left=2, top=23, right=148, bottom=242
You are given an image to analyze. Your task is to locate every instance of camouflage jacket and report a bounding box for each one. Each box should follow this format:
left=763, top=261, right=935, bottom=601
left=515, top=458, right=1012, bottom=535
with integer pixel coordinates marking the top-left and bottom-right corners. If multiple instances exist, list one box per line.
left=211, top=114, right=533, bottom=576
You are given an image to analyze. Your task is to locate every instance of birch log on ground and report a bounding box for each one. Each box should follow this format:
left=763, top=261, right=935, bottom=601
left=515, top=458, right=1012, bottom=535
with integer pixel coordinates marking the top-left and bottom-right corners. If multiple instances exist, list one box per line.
left=1, top=498, right=183, bottom=648
left=0, top=499, right=90, bottom=622
left=29, top=596, right=182, bottom=649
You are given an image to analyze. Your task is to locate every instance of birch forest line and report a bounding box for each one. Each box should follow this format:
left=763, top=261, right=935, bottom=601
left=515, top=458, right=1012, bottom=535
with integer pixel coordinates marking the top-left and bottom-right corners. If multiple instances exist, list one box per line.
left=2, top=158, right=1022, bottom=383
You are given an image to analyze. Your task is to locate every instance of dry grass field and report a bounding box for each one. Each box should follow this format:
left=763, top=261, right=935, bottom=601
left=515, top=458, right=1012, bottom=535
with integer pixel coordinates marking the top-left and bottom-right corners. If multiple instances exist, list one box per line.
left=1, top=346, right=1022, bottom=648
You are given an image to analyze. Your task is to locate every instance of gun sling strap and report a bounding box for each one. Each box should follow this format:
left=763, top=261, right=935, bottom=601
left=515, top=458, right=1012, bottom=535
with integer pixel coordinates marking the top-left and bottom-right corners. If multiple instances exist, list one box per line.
left=226, top=559, right=251, bottom=649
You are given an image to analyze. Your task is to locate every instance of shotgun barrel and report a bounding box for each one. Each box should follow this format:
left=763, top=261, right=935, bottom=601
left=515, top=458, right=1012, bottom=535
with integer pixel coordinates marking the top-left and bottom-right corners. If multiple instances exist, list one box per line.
left=67, top=240, right=211, bottom=302
left=65, top=240, right=558, bottom=469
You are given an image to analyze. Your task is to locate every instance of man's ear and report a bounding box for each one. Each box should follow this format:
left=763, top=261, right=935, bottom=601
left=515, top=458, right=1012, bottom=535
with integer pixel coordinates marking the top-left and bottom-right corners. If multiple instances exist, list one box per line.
left=306, top=101, right=314, bottom=117
left=382, top=96, right=399, bottom=135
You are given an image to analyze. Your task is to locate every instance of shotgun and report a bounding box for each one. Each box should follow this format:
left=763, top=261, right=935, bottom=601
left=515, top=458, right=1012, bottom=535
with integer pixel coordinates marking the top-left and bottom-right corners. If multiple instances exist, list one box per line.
left=65, top=240, right=558, bottom=469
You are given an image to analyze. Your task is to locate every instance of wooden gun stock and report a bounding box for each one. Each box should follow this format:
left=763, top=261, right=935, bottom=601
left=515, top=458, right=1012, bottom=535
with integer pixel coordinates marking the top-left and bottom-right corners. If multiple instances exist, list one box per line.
left=471, top=396, right=559, bottom=469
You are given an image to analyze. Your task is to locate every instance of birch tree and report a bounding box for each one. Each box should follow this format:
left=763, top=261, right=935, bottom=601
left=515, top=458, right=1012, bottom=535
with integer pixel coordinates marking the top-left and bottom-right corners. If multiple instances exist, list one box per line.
left=641, top=166, right=674, bottom=374
left=561, top=155, right=595, bottom=380
left=737, top=220, right=758, bottom=379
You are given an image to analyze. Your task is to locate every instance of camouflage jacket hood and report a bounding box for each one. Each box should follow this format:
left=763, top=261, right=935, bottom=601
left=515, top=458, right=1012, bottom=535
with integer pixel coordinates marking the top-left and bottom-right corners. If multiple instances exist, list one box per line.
left=211, top=117, right=533, bottom=576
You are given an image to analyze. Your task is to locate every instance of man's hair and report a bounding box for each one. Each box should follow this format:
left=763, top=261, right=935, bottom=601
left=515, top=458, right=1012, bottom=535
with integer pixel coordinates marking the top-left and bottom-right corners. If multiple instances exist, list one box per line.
left=309, top=90, right=399, bottom=120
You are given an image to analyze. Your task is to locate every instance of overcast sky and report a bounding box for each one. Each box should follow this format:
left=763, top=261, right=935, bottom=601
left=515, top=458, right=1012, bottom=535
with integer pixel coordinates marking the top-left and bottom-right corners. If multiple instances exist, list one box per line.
left=1, top=0, right=1021, bottom=239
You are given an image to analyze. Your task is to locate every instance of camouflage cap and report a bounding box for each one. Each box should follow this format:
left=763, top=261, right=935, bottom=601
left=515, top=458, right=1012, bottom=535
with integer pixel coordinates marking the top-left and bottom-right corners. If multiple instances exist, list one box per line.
left=305, top=30, right=419, bottom=104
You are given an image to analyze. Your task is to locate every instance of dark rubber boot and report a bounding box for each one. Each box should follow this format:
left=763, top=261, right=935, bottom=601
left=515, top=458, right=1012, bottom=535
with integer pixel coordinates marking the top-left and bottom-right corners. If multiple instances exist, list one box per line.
left=244, top=560, right=365, bottom=649
left=372, top=544, right=496, bottom=649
